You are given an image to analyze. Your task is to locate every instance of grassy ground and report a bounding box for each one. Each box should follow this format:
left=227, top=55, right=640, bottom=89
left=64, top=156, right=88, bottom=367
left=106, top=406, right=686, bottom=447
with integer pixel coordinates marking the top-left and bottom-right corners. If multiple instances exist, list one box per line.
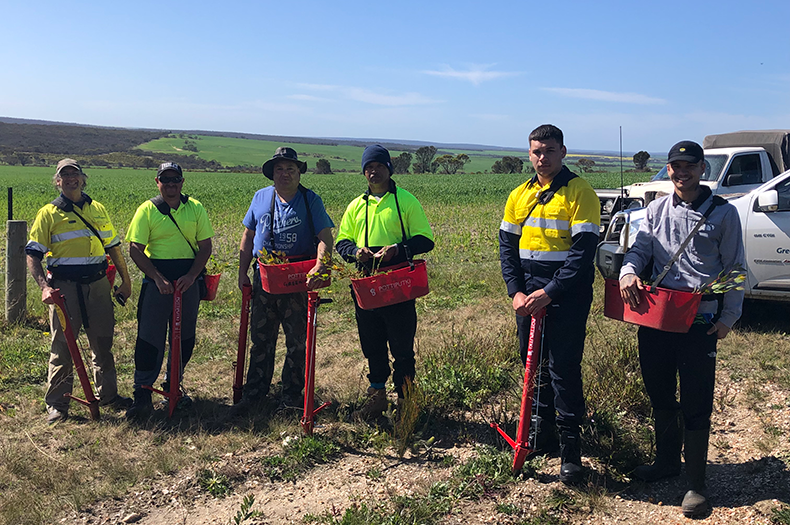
left=1, top=167, right=788, bottom=524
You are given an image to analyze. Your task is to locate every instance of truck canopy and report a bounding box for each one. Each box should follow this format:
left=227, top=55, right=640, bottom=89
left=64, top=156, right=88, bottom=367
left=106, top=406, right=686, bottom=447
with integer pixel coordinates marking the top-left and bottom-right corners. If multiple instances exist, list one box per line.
left=703, top=130, right=790, bottom=175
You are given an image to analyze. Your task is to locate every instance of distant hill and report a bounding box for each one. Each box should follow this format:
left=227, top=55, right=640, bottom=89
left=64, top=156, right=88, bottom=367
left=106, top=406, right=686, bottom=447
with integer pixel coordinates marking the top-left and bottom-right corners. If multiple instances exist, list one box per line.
left=0, top=116, right=662, bottom=172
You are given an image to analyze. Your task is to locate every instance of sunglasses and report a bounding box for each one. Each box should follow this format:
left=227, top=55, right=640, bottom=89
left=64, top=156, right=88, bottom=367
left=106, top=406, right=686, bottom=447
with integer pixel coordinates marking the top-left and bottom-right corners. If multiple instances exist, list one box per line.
left=158, top=175, right=183, bottom=184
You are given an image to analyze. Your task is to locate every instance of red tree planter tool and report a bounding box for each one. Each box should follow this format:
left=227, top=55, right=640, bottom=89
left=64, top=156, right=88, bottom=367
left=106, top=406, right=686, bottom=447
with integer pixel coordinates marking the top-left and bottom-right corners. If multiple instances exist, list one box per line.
left=233, top=284, right=252, bottom=404
left=301, top=290, right=332, bottom=436
left=144, top=289, right=183, bottom=418
left=52, top=291, right=101, bottom=420
left=490, top=308, right=546, bottom=472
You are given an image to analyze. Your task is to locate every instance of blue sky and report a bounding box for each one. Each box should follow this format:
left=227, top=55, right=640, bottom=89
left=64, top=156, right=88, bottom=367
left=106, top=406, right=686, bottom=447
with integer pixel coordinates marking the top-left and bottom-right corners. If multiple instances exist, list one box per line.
left=1, top=0, right=788, bottom=153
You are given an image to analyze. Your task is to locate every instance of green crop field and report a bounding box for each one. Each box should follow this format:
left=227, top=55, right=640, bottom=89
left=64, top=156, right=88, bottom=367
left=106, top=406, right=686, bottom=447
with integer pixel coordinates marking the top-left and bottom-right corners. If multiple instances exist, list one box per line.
left=0, top=164, right=651, bottom=325
left=136, top=134, right=658, bottom=174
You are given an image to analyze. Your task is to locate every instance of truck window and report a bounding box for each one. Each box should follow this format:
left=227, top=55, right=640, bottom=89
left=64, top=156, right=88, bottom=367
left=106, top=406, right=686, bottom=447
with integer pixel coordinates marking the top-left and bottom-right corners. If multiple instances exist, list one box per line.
left=724, top=154, right=762, bottom=186
left=776, top=178, right=790, bottom=211
left=652, top=154, right=727, bottom=182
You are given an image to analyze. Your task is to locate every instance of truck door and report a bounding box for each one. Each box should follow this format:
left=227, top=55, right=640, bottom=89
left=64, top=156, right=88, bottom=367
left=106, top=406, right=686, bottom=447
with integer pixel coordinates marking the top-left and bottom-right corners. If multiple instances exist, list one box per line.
left=720, top=153, right=766, bottom=195
left=744, top=177, right=790, bottom=294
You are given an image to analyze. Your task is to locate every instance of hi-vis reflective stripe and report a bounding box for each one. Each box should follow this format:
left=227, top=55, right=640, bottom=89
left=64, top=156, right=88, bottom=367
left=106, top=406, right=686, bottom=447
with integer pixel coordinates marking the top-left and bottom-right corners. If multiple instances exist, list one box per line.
left=25, top=240, right=48, bottom=254
left=570, top=222, right=599, bottom=236
left=48, top=256, right=105, bottom=266
left=51, top=229, right=113, bottom=243
left=500, top=220, right=521, bottom=235
left=522, top=217, right=569, bottom=231
left=519, top=249, right=569, bottom=261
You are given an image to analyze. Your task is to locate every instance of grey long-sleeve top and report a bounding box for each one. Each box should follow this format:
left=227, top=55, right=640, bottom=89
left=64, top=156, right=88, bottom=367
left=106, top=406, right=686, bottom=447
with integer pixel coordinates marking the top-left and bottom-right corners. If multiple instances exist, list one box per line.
left=619, top=191, right=745, bottom=328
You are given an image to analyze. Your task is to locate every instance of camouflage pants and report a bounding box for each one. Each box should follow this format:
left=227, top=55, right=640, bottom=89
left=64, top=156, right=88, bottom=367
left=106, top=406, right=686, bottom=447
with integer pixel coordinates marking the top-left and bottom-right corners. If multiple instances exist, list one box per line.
left=244, top=269, right=307, bottom=401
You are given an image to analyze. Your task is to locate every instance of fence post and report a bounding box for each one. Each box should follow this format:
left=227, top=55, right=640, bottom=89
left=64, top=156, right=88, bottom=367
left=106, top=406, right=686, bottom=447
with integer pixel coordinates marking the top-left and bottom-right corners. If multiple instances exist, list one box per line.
left=6, top=220, right=27, bottom=324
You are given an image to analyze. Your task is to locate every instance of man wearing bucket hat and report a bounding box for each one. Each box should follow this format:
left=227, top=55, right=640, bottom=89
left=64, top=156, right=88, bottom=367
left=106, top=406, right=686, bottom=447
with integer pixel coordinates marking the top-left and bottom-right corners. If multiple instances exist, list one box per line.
left=234, top=147, right=334, bottom=414
left=25, top=158, right=133, bottom=424
left=499, top=125, right=600, bottom=484
left=619, top=140, right=744, bottom=518
left=336, top=145, right=434, bottom=421
left=125, top=162, right=214, bottom=420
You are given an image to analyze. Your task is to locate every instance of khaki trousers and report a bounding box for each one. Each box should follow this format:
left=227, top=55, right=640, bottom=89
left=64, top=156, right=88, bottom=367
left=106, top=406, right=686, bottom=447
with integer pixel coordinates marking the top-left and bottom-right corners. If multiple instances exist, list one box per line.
left=46, top=277, right=118, bottom=411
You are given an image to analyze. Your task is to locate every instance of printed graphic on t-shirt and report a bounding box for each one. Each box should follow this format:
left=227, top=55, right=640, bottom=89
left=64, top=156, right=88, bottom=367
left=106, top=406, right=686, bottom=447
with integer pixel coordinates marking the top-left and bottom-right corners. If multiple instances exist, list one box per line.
left=260, top=205, right=302, bottom=252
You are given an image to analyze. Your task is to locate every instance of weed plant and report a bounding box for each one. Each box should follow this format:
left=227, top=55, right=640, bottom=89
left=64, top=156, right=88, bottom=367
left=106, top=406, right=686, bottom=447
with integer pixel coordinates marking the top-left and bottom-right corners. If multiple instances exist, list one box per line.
left=261, top=435, right=340, bottom=482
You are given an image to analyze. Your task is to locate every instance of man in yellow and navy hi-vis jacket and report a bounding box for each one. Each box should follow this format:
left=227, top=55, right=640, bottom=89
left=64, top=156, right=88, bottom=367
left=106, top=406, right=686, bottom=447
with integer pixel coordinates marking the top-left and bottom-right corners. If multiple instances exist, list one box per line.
left=336, top=145, right=434, bottom=422
left=499, top=125, right=600, bottom=484
left=26, top=158, right=133, bottom=424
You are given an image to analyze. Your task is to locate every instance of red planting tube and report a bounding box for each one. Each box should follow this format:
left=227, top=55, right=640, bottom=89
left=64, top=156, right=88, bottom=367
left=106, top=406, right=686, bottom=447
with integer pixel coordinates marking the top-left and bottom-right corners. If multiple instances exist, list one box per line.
left=233, top=284, right=252, bottom=404
left=52, top=290, right=100, bottom=420
left=301, top=291, right=331, bottom=436
left=144, top=289, right=183, bottom=418
left=490, top=308, right=546, bottom=472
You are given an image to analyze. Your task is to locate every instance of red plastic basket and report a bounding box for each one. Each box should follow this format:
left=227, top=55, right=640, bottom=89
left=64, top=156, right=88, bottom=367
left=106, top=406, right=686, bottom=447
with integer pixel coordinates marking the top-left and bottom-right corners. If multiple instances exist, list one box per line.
left=202, top=273, right=221, bottom=301
left=351, top=260, right=429, bottom=310
left=603, top=278, right=701, bottom=333
left=259, top=259, right=330, bottom=294
left=107, top=264, right=116, bottom=287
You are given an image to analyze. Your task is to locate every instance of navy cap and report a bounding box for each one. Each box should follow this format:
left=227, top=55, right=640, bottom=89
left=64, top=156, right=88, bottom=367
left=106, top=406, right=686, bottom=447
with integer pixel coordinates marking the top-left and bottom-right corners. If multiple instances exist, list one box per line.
left=667, top=141, right=704, bottom=164
left=157, top=162, right=183, bottom=177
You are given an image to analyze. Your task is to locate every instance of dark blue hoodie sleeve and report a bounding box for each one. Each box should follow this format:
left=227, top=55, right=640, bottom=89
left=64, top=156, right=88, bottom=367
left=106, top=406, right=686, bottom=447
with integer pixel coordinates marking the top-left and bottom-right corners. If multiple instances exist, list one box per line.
left=499, top=229, right=525, bottom=297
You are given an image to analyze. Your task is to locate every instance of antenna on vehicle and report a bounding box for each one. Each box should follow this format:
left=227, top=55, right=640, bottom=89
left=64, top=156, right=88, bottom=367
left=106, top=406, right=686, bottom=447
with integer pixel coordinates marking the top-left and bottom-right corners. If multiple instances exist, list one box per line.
left=619, top=126, right=624, bottom=210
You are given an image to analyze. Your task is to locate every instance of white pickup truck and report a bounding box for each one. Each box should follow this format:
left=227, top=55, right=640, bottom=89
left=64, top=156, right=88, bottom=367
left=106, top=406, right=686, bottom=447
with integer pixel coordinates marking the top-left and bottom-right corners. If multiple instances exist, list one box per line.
left=596, top=166, right=790, bottom=303
left=596, top=130, right=790, bottom=235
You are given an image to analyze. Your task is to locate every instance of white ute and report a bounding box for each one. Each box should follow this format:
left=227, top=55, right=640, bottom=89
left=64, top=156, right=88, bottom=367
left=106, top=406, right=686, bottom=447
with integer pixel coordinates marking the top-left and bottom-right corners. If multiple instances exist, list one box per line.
left=596, top=130, right=790, bottom=235
left=597, top=167, right=790, bottom=303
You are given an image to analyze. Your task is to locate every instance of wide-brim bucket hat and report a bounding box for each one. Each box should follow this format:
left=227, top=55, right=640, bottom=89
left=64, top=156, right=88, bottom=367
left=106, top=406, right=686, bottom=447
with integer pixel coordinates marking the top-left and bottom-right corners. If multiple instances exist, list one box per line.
left=262, top=147, right=308, bottom=179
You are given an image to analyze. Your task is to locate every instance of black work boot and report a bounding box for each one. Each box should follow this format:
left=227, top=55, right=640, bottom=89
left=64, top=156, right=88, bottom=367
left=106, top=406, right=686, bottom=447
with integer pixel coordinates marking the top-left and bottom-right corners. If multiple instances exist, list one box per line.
left=681, top=429, right=710, bottom=518
left=126, top=389, right=153, bottom=421
left=528, top=415, right=559, bottom=456
left=633, top=409, right=682, bottom=482
left=559, top=430, right=583, bottom=485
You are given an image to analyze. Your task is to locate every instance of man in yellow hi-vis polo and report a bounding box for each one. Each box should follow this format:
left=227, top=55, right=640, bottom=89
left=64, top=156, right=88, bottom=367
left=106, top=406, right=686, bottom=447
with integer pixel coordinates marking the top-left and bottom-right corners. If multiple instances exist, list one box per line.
left=26, top=158, right=133, bottom=424
left=499, top=125, right=600, bottom=484
left=336, top=145, right=434, bottom=422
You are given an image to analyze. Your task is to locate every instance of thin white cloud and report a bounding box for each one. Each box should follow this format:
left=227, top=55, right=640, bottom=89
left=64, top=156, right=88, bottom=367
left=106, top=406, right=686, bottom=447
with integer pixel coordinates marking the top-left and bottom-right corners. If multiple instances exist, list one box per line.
left=423, top=64, right=519, bottom=86
left=295, top=83, right=338, bottom=91
left=542, top=88, right=666, bottom=105
left=470, top=113, right=510, bottom=122
left=344, top=88, right=438, bottom=106
left=290, top=83, right=439, bottom=106
left=287, top=94, right=328, bottom=102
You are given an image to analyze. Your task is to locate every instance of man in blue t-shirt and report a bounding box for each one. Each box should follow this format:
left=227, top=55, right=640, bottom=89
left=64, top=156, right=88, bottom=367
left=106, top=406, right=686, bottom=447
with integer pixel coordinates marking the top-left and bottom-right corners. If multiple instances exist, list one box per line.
left=235, top=147, right=334, bottom=414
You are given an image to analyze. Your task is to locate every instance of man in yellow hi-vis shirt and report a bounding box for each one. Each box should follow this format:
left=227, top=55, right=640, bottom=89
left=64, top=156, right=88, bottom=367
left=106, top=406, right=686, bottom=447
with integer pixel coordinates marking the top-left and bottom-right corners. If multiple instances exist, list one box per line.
left=499, top=125, right=600, bottom=484
left=336, top=145, right=434, bottom=422
left=26, top=158, right=133, bottom=424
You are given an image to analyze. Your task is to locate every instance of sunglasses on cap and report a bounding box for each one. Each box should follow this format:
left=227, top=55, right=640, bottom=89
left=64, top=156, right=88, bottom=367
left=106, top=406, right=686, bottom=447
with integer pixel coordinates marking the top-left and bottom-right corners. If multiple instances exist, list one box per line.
left=158, top=175, right=183, bottom=184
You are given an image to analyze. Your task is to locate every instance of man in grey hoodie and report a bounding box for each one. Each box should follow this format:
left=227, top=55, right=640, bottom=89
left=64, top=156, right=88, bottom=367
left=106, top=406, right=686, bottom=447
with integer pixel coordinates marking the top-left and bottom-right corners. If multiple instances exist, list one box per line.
left=619, top=140, right=745, bottom=518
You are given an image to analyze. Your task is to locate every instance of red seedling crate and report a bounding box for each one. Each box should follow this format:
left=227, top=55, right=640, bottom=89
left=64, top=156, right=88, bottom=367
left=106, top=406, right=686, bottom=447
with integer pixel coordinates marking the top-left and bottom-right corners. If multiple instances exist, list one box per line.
left=259, top=259, right=330, bottom=294
left=351, top=260, right=429, bottom=310
left=603, top=278, right=701, bottom=333
left=202, top=273, right=221, bottom=301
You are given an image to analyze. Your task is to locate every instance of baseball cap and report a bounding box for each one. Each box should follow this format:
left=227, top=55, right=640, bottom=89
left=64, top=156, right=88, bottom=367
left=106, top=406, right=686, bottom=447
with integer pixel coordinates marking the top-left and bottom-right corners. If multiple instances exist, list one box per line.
left=667, top=141, right=704, bottom=164
left=55, top=158, right=84, bottom=177
left=157, top=162, right=183, bottom=178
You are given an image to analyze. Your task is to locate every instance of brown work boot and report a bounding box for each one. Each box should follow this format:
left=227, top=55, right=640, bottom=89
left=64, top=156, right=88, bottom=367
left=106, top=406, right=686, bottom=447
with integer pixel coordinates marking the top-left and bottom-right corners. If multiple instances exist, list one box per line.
left=352, top=387, right=388, bottom=422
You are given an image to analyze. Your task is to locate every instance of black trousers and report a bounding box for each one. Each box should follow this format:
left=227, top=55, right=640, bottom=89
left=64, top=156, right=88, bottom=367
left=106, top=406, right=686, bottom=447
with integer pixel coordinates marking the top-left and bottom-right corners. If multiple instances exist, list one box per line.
left=352, top=291, right=417, bottom=397
left=516, top=292, right=591, bottom=434
left=638, top=324, right=717, bottom=431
